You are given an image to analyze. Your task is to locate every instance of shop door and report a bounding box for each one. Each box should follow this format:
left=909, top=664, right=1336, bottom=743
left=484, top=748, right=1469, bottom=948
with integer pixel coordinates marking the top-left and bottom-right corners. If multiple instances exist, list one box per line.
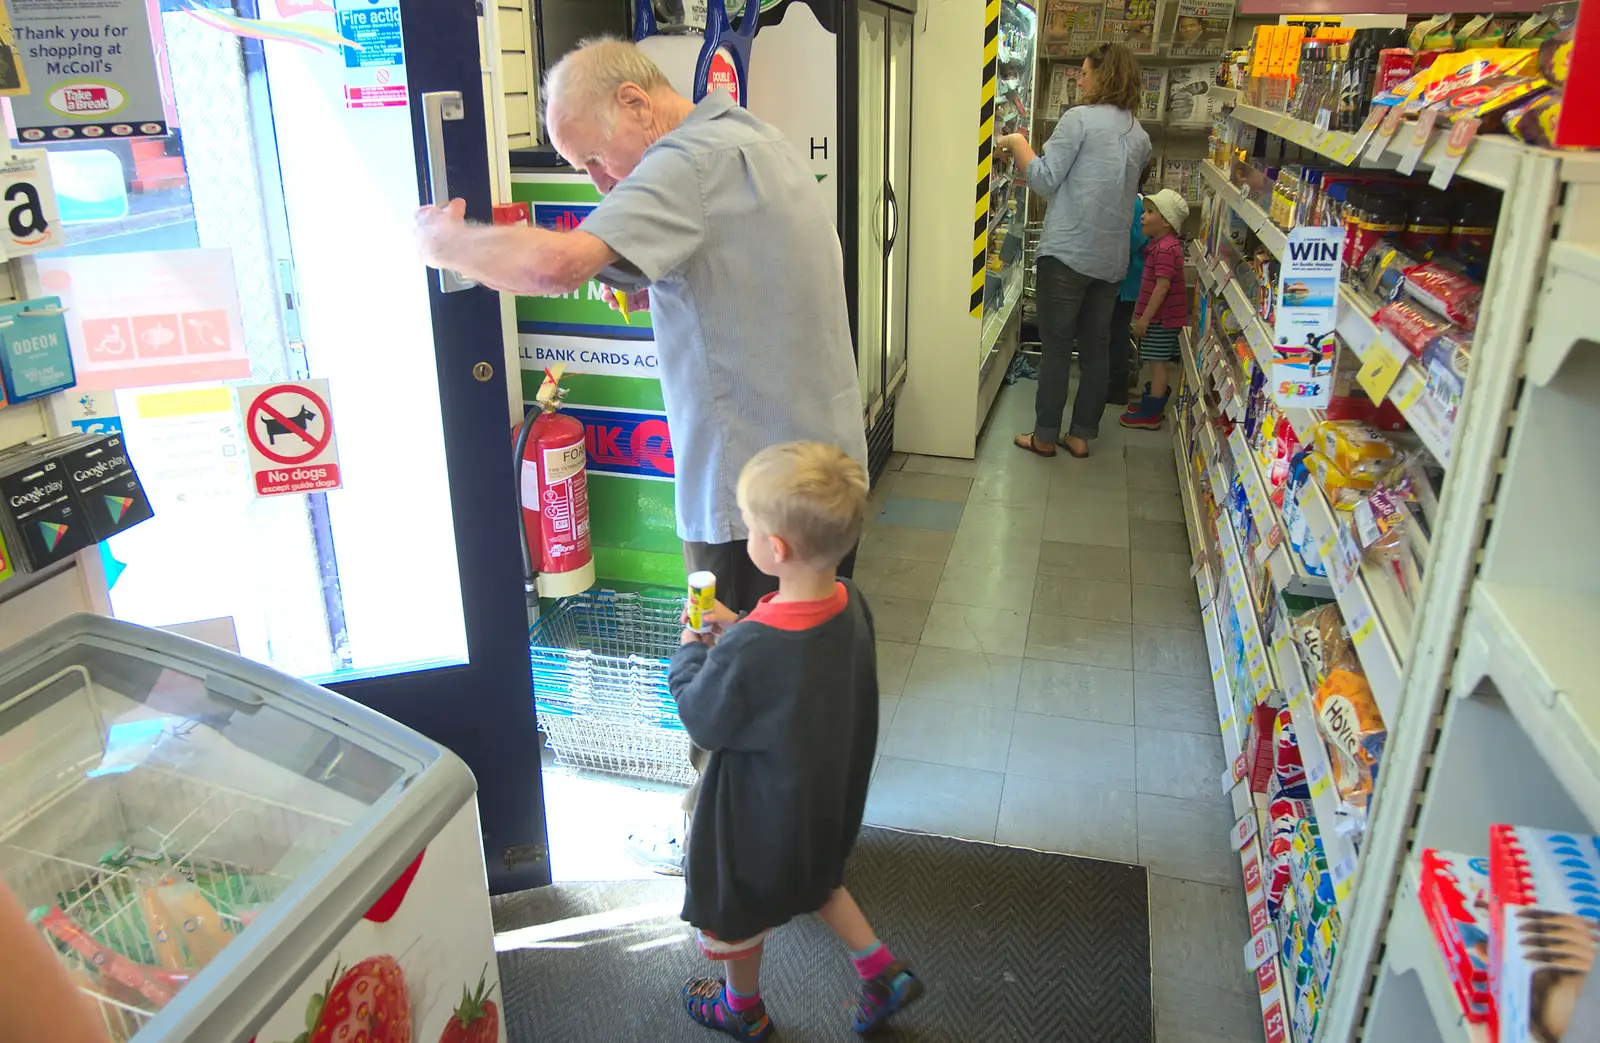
left=20, top=0, right=547, bottom=893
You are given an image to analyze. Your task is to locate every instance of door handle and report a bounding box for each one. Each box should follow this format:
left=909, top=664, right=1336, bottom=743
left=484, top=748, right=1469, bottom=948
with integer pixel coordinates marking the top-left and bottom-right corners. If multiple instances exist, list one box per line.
left=422, top=90, right=478, bottom=294
left=884, top=181, right=899, bottom=255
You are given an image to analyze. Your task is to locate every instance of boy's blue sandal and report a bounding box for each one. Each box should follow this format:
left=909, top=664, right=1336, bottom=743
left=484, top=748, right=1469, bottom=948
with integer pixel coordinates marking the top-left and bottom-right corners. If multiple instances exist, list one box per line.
left=852, top=962, right=925, bottom=1033
left=682, top=978, right=774, bottom=1040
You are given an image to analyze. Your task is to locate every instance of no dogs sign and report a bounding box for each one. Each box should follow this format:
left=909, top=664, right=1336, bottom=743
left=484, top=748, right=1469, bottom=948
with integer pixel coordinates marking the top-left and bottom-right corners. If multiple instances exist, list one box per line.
left=238, top=379, right=343, bottom=497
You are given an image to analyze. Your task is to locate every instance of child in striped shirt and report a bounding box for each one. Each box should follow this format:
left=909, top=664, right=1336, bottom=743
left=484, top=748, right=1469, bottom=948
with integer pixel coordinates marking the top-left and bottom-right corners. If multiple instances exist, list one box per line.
left=1121, top=188, right=1191, bottom=430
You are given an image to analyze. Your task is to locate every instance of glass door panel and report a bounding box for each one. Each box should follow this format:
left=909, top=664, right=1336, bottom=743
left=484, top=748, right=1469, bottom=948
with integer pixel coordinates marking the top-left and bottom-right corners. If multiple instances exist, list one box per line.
left=854, top=5, right=886, bottom=421
left=884, top=9, right=912, bottom=399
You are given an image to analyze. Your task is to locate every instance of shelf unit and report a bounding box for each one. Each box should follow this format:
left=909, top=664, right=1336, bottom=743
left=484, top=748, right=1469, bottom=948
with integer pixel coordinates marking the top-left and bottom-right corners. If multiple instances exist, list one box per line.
left=1183, top=89, right=1600, bottom=1043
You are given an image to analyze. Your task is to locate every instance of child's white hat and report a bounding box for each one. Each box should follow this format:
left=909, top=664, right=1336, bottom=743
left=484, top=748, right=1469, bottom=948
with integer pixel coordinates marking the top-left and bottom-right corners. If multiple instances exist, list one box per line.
left=1146, top=188, right=1190, bottom=232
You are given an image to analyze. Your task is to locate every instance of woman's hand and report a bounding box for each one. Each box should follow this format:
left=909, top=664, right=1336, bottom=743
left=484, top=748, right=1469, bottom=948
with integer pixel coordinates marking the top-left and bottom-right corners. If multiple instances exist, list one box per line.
left=995, top=133, right=1026, bottom=156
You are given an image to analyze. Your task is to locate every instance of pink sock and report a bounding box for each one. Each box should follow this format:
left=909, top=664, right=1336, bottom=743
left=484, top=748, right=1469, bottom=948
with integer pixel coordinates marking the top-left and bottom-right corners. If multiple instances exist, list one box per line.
left=851, top=941, right=895, bottom=980
left=725, top=984, right=762, bottom=1012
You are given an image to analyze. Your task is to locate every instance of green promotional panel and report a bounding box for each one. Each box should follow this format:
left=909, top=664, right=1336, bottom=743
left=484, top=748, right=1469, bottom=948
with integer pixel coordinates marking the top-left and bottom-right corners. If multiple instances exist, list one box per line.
left=509, top=177, right=655, bottom=339
left=585, top=474, right=679, bottom=556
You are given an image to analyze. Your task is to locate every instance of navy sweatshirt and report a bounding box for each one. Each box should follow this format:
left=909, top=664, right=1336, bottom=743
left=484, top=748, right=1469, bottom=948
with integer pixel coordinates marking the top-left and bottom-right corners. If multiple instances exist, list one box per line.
left=668, top=581, right=878, bottom=941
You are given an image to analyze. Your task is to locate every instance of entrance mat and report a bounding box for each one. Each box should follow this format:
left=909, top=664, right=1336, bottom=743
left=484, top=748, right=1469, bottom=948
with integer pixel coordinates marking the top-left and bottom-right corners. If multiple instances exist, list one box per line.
left=491, top=826, right=1152, bottom=1042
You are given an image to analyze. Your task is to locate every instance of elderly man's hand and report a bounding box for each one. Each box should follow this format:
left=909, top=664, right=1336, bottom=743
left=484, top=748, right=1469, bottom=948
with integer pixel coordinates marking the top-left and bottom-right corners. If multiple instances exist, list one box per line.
left=414, top=198, right=468, bottom=269
left=601, top=285, right=649, bottom=313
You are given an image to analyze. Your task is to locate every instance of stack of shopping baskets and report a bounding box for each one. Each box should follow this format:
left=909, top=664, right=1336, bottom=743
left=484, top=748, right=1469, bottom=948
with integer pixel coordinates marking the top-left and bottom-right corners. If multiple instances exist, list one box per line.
left=529, top=590, right=696, bottom=786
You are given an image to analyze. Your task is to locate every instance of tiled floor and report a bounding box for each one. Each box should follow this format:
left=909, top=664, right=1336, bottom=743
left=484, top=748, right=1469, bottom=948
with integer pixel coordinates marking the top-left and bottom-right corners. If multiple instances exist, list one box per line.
left=858, top=381, right=1264, bottom=1043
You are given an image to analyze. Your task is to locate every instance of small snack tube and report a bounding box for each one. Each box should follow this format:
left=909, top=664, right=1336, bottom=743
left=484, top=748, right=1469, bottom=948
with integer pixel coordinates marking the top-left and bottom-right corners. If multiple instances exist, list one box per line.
left=686, top=571, right=717, bottom=633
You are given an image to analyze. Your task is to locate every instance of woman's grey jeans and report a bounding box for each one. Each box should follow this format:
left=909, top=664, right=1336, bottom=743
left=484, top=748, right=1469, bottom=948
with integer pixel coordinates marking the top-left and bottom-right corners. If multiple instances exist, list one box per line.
left=1033, top=256, right=1119, bottom=446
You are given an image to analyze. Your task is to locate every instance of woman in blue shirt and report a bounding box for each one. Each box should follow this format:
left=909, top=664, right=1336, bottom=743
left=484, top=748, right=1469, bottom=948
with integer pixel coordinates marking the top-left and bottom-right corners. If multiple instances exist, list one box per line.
left=998, top=43, right=1151, bottom=459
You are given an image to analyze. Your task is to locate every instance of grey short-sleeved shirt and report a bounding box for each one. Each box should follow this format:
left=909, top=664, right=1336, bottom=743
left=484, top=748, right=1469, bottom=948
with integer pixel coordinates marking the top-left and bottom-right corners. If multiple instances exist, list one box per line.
left=580, top=93, right=868, bottom=545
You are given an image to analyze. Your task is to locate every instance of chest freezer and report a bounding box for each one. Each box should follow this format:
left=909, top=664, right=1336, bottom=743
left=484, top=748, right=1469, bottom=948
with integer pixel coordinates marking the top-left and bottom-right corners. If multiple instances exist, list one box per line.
left=0, top=615, right=507, bottom=1043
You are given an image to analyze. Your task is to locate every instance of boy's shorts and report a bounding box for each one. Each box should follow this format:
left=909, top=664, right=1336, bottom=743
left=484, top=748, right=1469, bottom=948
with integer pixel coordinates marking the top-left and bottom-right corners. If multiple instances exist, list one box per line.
left=1139, top=325, right=1182, bottom=362
left=697, top=928, right=771, bottom=961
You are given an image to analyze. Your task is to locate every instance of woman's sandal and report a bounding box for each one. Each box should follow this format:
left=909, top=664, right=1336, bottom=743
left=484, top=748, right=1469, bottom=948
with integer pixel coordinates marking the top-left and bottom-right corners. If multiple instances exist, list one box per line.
left=1057, top=437, right=1090, bottom=459
left=1014, top=433, right=1056, bottom=457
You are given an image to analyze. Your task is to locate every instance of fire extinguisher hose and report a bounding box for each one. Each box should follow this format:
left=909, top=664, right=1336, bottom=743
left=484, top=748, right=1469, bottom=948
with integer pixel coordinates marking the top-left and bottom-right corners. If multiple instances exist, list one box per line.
left=513, top=407, right=540, bottom=607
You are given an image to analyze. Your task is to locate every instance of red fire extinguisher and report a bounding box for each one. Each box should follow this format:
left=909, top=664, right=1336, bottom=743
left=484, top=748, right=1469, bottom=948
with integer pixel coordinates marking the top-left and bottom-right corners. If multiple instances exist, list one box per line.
left=513, top=365, right=595, bottom=602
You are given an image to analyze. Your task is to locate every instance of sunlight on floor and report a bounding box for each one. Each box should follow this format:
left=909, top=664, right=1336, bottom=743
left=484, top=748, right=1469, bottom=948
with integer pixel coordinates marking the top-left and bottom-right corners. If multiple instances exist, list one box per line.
left=541, top=764, right=686, bottom=882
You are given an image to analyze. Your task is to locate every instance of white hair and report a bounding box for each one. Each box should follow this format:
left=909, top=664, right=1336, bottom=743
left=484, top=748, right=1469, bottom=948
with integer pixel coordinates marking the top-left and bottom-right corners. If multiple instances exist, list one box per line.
left=544, top=36, right=670, bottom=136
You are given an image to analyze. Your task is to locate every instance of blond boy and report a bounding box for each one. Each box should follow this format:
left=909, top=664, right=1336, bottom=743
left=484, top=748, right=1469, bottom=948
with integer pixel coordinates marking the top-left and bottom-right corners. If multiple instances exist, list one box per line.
left=668, top=442, right=923, bottom=1039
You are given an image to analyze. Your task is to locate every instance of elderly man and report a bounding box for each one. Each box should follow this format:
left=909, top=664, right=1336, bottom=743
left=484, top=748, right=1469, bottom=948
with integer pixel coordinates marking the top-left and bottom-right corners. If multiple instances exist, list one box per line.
left=414, top=38, right=868, bottom=870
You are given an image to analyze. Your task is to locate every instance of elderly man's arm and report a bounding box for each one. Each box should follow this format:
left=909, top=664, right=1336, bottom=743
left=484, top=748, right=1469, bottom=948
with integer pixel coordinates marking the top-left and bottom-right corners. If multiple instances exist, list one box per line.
left=414, top=198, right=619, bottom=296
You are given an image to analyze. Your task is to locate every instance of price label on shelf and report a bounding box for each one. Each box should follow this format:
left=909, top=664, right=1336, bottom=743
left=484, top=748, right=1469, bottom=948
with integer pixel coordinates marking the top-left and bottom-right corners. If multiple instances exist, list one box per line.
left=1367, top=103, right=1406, bottom=161
left=1357, top=334, right=1405, bottom=403
left=1244, top=926, right=1279, bottom=971
left=1309, top=764, right=1333, bottom=801
left=1396, top=105, right=1440, bottom=176
left=1350, top=606, right=1377, bottom=647
left=1429, top=117, right=1481, bottom=190
left=1348, top=106, right=1386, bottom=159
left=1249, top=896, right=1271, bottom=934
left=1243, top=850, right=1264, bottom=895
left=1331, top=853, right=1359, bottom=903
left=1263, top=1000, right=1290, bottom=1043
left=1232, top=810, right=1259, bottom=850
left=1396, top=377, right=1425, bottom=413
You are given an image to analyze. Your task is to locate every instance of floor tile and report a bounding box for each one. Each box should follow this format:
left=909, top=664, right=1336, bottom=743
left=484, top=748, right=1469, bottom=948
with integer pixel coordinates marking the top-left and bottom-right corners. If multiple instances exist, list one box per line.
left=1130, top=517, right=1191, bottom=553
left=1135, top=673, right=1223, bottom=735
left=1032, top=574, right=1133, bottom=624
left=855, top=558, right=945, bottom=602
left=1128, top=461, right=1180, bottom=494
left=1133, top=549, right=1195, bottom=589
left=1126, top=445, right=1175, bottom=470
left=1025, top=613, right=1134, bottom=670
left=934, top=564, right=1038, bottom=610
left=956, top=503, right=1046, bottom=544
left=1138, top=793, right=1240, bottom=888
left=1132, top=582, right=1202, bottom=630
left=877, top=696, right=898, bottom=755
left=967, top=469, right=1051, bottom=508
left=1130, top=492, right=1184, bottom=523
left=864, top=757, right=1004, bottom=842
left=900, top=454, right=978, bottom=478
left=1148, top=874, right=1254, bottom=995
left=859, top=524, right=956, bottom=564
left=1137, top=727, right=1228, bottom=801
left=903, top=647, right=1022, bottom=709
left=1037, top=541, right=1132, bottom=583
left=891, top=473, right=972, bottom=503
left=869, top=596, right=932, bottom=644
left=885, top=452, right=907, bottom=471
left=1006, top=712, right=1136, bottom=790
left=919, top=602, right=1028, bottom=657
left=1154, top=975, right=1267, bottom=1043
left=1016, top=659, right=1135, bottom=724
left=1133, top=624, right=1211, bottom=679
left=1049, top=455, right=1130, bottom=497
left=876, top=641, right=916, bottom=696
left=1043, top=499, right=1130, bottom=549
left=995, top=775, right=1139, bottom=863
left=948, top=529, right=1043, bottom=572
left=884, top=696, right=1015, bottom=772
left=876, top=496, right=965, bottom=532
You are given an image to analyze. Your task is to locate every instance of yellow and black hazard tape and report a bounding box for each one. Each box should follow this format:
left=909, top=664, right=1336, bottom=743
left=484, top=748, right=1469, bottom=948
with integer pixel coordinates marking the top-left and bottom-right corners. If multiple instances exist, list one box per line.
left=970, top=0, right=1000, bottom=319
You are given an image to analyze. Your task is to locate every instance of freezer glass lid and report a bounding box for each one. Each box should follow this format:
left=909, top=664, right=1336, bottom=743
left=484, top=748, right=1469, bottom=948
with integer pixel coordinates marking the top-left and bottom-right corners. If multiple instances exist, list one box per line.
left=0, top=637, right=411, bottom=1042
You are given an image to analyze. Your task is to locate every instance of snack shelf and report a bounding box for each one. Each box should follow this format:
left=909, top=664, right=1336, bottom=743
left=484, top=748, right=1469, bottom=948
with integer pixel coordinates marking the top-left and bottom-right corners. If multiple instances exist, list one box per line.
left=1229, top=421, right=1333, bottom=600
left=1273, top=625, right=1360, bottom=906
left=980, top=263, right=1026, bottom=365
left=1216, top=507, right=1278, bottom=714
left=1207, top=89, right=1523, bottom=192
left=1452, top=583, right=1600, bottom=826
left=1179, top=434, right=1239, bottom=763
left=1200, top=159, right=1288, bottom=260
left=1333, top=286, right=1455, bottom=465
left=1381, top=860, right=1488, bottom=1043
left=1294, top=478, right=1406, bottom=722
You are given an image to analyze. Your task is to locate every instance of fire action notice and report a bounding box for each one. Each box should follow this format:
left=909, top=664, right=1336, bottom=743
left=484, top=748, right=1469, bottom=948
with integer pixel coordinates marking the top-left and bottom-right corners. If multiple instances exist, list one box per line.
left=8, top=0, right=168, bottom=142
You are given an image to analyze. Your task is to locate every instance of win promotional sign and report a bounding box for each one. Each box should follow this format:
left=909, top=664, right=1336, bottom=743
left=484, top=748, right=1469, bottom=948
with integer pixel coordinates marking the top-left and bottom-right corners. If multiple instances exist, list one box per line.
left=1271, top=227, right=1342, bottom=409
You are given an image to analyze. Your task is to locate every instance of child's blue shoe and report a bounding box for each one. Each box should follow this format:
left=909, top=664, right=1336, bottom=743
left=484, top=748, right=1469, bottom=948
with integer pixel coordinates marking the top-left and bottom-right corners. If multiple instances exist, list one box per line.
left=682, top=978, right=773, bottom=1040
left=851, top=962, right=924, bottom=1033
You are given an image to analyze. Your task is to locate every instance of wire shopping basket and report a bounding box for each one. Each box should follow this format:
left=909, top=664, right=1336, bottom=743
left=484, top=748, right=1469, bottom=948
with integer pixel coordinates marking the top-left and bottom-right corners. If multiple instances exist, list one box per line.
left=529, top=590, right=696, bottom=786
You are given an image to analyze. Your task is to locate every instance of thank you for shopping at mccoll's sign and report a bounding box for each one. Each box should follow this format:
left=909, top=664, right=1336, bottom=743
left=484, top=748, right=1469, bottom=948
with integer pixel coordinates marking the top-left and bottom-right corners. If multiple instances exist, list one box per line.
left=9, top=0, right=168, bottom=142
